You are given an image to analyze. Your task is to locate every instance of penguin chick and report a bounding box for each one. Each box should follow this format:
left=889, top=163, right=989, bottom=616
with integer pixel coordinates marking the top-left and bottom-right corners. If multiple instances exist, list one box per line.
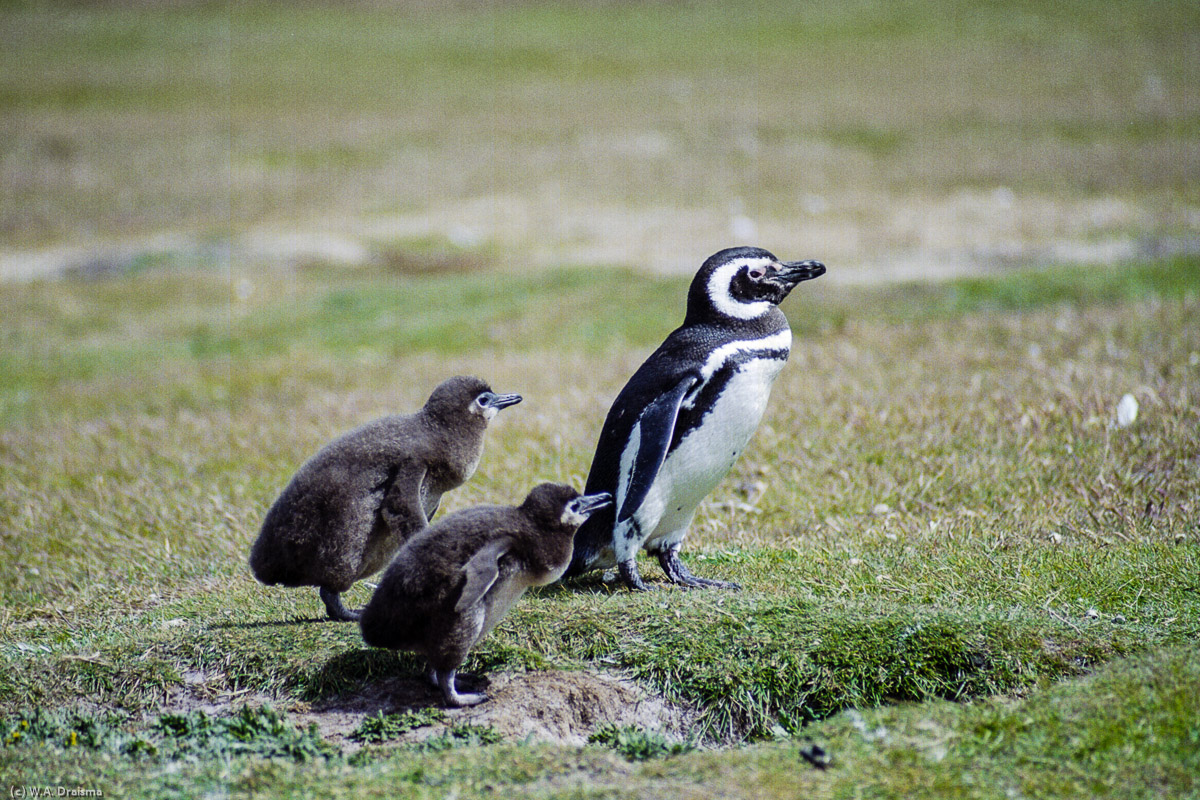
left=249, top=375, right=522, bottom=622
left=565, top=246, right=825, bottom=591
left=359, top=483, right=612, bottom=707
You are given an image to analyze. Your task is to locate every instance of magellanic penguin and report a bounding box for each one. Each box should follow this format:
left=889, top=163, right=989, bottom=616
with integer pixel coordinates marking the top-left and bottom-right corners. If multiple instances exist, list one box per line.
left=360, top=483, right=612, bottom=707
left=565, top=246, right=825, bottom=591
left=249, top=375, right=522, bottom=622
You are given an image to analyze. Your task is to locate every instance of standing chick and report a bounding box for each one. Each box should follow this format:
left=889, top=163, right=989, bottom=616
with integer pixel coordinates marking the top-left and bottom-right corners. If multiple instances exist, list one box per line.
left=565, top=246, right=825, bottom=590
left=360, top=483, right=612, bottom=707
left=249, top=375, right=522, bottom=621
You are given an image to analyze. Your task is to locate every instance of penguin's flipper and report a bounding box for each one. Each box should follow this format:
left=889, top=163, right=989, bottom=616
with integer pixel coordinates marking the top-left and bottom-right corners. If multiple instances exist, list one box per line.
left=617, top=373, right=699, bottom=524
left=455, top=539, right=510, bottom=612
left=380, top=461, right=430, bottom=537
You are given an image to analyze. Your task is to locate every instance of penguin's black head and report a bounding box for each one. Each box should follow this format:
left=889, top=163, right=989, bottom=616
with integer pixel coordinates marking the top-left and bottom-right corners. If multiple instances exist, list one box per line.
left=521, top=483, right=613, bottom=531
left=686, top=246, right=825, bottom=325
left=426, top=375, right=522, bottom=425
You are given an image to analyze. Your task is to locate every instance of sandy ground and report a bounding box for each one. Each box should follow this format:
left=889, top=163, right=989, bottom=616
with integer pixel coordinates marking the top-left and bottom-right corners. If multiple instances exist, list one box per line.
left=2, top=191, right=1194, bottom=284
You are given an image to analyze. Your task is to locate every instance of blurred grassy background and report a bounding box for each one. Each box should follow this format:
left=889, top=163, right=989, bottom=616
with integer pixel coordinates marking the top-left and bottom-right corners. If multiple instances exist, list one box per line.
left=1, top=0, right=1196, bottom=274
left=1, top=3, right=1198, bottom=796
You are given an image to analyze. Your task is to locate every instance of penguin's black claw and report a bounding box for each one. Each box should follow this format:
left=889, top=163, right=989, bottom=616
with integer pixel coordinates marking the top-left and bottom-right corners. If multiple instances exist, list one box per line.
left=319, top=587, right=363, bottom=622
left=657, top=549, right=740, bottom=590
left=684, top=576, right=742, bottom=591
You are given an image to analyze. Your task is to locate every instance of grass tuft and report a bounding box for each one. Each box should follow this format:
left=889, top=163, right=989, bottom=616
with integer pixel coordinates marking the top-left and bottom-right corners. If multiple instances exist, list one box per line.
left=587, top=724, right=696, bottom=761
left=2, top=705, right=336, bottom=764
left=413, top=724, right=505, bottom=751
left=352, top=708, right=447, bottom=744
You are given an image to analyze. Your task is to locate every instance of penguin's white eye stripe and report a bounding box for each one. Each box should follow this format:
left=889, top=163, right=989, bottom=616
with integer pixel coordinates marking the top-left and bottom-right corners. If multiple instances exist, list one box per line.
left=707, top=259, right=774, bottom=320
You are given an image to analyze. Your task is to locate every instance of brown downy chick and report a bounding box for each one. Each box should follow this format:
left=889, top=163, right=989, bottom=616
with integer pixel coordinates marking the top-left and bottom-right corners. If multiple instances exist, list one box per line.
left=360, top=483, right=612, bottom=706
left=249, top=375, right=522, bottom=622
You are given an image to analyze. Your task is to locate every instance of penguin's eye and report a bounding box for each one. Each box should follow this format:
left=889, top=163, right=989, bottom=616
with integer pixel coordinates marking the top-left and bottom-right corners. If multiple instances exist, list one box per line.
left=748, top=266, right=767, bottom=280
left=475, top=393, right=492, bottom=408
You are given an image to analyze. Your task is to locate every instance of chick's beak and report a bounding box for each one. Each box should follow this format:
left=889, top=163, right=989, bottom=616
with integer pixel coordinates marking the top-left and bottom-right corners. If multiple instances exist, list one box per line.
left=491, top=393, right=523, bottom=410
left=571, top=492, right=613, bottom=518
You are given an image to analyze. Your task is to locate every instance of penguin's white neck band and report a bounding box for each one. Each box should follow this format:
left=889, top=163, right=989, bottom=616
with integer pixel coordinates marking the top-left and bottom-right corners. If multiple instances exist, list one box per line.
left=707, top=259, right=773, bottom=320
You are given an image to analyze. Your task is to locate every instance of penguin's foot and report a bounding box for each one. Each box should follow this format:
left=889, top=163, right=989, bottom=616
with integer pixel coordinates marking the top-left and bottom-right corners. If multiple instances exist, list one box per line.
left=435, top=669, right=488, bottom=707
left=319, top=587, right=363, bottom=622
left=618, top=558, right=655, bottom=591
left=657, top=548, right=741, bottom=591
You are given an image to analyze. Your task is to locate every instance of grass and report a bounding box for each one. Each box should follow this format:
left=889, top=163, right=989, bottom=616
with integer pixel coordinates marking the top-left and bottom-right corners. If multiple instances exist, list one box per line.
left=1, top=0, right=1198, bottom=795
left=352, top=708, right=447, bottom=744
left=3, top=644, right=1198, bottom=798
left=1, top=253, right=1198, bottom=795
left=587, top=724, right=696, bottom=761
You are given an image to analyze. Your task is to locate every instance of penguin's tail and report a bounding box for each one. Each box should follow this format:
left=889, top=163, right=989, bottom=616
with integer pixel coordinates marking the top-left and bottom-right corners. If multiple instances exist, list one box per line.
left=248, top=531, right=284, bottom=585
left=359, top=599, right=419, bottom=650
left=563, top=550, right=589, bottom=579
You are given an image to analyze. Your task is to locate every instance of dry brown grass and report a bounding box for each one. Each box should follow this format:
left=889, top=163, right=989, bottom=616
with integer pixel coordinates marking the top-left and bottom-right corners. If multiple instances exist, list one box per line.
left=1, top=1, right=1196, bottom=278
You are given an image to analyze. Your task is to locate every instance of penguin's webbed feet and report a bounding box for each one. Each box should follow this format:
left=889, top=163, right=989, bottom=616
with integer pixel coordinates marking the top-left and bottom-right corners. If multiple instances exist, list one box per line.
left=618, top=558, right=656, bottom=592
left=657, top=548, right=741, bottom=591
left=319, top=587, right=363, bottom=622
left=434, top=668, right=488, bottom=707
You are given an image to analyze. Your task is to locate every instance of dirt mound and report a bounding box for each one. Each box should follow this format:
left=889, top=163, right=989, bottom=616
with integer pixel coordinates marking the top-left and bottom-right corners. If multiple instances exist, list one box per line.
left=160, top=669, right=696, bottom=749
left=301, top=670, right=695, bottom=748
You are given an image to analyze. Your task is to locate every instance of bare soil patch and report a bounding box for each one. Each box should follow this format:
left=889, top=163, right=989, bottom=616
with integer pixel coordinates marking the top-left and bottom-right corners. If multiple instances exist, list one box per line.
left=160, top=669, right=696, bottom=750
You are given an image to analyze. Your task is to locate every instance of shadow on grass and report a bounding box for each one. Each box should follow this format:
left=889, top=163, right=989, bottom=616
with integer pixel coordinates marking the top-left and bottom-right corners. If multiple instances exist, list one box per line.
left=210, top=617, right=332, bottom=630
left=297, top=648, right=446, bottom=705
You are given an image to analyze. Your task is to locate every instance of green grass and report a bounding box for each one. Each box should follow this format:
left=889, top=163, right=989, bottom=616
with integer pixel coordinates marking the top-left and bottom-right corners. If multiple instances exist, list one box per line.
left=2, top=1, right=1198, bottom=794
left=1, top=253, right=1198, bottom=795
left=352, top=708, right=447, bottom=744
left=588, top=724, right=696, bottom=761
left=3, top=647, right=1197, bottom=798
left=4, top=543, right=1179, bottom=739
left=1, top=255, right=1195, bottom=426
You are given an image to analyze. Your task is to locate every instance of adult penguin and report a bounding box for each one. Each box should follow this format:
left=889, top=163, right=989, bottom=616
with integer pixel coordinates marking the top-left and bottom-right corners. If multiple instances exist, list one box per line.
left=565, top=246, right=825, bottom=590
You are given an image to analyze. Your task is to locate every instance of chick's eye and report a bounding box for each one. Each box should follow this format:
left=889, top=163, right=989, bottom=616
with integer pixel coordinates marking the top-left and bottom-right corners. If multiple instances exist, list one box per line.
left=476, top=393, right=491, bottom=407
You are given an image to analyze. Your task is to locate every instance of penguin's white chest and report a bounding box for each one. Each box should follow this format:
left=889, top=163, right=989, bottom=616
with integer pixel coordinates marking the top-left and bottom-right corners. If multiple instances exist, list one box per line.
left=639, top=353, right=786, bottom=544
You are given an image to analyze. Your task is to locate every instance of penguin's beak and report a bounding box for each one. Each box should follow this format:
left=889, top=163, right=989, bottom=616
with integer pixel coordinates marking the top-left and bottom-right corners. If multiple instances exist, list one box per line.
left=774, top=259, right=826, bottom=286
left=569, top=492, right=613, bottom=518
left=490, top=393, right=523, bottom=410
